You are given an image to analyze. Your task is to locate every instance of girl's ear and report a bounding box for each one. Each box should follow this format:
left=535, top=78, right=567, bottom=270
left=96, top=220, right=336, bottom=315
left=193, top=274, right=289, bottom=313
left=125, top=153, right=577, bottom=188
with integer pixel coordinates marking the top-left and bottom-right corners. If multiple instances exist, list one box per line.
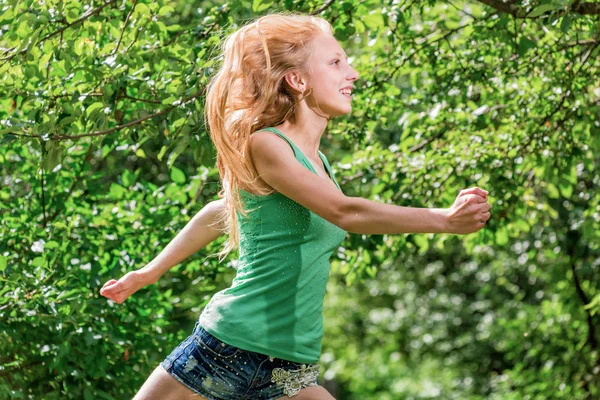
left=284, top=70, right=306, bottom=94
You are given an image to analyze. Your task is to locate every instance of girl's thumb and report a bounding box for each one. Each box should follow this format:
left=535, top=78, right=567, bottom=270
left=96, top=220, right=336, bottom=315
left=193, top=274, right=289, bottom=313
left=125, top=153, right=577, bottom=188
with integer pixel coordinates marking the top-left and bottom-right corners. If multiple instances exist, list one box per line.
left=102, top=279, right=118, bottom=288
left=100, top=280, right=119, bottom=294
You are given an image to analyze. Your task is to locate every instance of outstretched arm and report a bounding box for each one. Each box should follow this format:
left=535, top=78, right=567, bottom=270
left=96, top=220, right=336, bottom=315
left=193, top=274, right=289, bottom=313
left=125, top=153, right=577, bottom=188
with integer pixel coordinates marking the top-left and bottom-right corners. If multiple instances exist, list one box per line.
left=100, top=199, right=226, bottom=304
left=250, top=130, right=491, bottom=235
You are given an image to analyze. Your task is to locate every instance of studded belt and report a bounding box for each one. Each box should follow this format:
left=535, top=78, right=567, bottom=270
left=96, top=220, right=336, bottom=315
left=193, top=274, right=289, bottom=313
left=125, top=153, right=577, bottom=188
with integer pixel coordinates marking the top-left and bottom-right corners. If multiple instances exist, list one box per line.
left=270, top=363, right=320, bottom=397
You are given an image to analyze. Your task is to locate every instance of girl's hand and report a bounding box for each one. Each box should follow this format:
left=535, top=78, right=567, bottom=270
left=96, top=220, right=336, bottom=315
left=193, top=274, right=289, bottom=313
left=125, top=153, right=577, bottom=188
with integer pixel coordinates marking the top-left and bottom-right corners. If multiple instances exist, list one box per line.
left=99, top=270, right=148, bottom=304
left=446, top=187, right=491, bottom=234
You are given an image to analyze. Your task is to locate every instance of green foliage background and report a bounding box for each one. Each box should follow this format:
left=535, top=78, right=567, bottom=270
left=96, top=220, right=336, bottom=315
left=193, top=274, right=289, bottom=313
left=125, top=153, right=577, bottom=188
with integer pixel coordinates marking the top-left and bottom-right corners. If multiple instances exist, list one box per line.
left=1, top=0, right=599, bottom=398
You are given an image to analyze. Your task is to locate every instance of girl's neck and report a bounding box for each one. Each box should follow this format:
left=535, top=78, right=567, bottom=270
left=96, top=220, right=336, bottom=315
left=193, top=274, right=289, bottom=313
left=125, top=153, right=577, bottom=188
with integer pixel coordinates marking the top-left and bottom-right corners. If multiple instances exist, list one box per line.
left=276, top=104, right=329, bottom=159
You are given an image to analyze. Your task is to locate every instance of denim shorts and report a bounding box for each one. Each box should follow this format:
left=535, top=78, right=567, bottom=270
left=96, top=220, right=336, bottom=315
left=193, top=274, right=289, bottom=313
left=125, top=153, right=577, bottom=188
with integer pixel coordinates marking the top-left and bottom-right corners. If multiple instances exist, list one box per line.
left=159, top=320, right=320, bottom=400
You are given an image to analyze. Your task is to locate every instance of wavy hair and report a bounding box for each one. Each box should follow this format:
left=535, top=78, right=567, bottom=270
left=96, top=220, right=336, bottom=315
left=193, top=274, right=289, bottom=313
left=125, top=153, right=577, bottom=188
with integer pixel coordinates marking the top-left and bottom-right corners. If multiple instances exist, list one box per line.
left=205, top=14, right=333, bottom=261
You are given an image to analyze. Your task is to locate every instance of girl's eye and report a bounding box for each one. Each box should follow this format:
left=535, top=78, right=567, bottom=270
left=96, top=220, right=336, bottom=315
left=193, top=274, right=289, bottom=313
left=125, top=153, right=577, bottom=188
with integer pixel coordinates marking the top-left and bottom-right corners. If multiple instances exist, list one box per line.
left=332, top=59, right=340, bottom=65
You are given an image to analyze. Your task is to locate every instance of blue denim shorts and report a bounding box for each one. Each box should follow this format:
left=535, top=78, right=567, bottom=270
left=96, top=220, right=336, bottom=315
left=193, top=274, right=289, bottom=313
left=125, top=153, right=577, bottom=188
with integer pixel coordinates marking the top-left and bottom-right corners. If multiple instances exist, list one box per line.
left=160, top=320, right=320, bottom=400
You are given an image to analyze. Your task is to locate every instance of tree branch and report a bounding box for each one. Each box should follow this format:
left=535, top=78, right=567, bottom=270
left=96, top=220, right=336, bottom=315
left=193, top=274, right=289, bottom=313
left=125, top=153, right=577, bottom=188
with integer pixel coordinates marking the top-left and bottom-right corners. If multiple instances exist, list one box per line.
left=40, top=162, right=47, bottom=227
left=46, top=142, right=95, bottom=223
left=4, top=90, right=204, bottom=141
left=519, top=35, right=599, bottom=155
left=51, top=90, right=204, bottom=141
left=572, top=1, right=600, bottom=15
left=311, top=0, right=336, bottom=15
left=566, top=231, right=599, bottom=371
left=408, top=129, right=447, bottom=153
left=112, top=0, right=138, bottom=56
left=475, top=0, right=519, bottom=16
left=12, top=89, right=162, bottom=104
left=122, top=94, right=161, bottom=104
left=474, top=0, right=600, bottom=17
left=0, top=0, right=117, bottom=63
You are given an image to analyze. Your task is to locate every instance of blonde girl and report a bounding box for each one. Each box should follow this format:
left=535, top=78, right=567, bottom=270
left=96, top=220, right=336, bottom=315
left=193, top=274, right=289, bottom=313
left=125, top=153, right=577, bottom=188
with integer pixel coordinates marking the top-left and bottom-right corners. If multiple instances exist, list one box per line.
left=101, top=13, right=491, bottom=400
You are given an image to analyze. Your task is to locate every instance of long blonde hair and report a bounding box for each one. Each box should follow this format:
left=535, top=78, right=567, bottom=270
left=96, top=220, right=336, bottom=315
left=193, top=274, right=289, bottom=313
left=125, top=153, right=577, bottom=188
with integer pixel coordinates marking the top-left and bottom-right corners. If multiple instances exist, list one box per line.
left=205, top=14, right=333, bottom=261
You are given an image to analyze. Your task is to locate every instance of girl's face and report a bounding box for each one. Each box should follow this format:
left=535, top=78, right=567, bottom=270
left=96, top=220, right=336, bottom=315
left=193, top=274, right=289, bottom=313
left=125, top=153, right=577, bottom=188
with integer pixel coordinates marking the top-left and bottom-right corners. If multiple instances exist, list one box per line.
left=303, top=34, right=359, bottom=118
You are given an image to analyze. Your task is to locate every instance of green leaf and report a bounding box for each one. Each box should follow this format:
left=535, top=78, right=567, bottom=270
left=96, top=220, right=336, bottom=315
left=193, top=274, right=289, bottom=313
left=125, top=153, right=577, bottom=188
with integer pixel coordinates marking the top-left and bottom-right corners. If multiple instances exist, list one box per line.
left=101, top=145, right=114, bottom=158
left=585, top=295, right=600, bottom=316
left=134, top=3, right=151, bottom=17
left=362, top=13, right=383, bottom=30
left=252, top=0, right=273, bottom=12
left=122, top=169, right=136, bottom=187
left=558, top=182, right=572, bottom=198
left=518, top=38, right=537, bottom=57
left=158, top=6, right=175, bottom=16
left=43, top=141, right=63, bottom=172
left=86, top=102, right=105, bottom=117
left=173, top=117, right=186, bottom=128
left=414, top=234, right=429, bottom=254
left=560, top=15, right=572, bottom=33
left=162, top=96, right=178, bottom=105
left=495, top=226, right=509, bottom=246
left=24, top=65, right=37, bottom=78
left=0, top=256, right=7, bottom=273
left=58, top=116, right=77, bottom=126
left=170, top=167, right=186, bottom=184
left=167, top=138, right=190, bottom=169
left=515, top=220, right=530, bottom=233
left=528, top=4, right=562, bottom=18
left=0, top=7, right=13, bottom=22
left=564, top=164, right=577, bottom=185
left=84, top=387, right=94, bottom=400
left=65, top=8, right=79, bottom=23
left=362, top=249, right=371, bottom=264
left=31, top=257, right=46, bottom=267
left=57, top=288, right=80, bottom=300
left=157, top=145, right=168, bottom=161
left=109, top=183, right=127, bottom=200
left=546, top=183, right=559, bottom=199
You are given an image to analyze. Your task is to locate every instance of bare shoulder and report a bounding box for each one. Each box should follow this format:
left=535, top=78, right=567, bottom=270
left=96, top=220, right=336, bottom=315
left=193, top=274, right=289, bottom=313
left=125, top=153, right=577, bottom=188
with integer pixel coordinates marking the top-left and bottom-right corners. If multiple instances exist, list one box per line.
left=246, top=129, right=349, bottom=229
left=248, top=129, right=295, bottom=167
left=195, top=197, right=225, bottom=213
left=208, top=198, right=226, bottom=213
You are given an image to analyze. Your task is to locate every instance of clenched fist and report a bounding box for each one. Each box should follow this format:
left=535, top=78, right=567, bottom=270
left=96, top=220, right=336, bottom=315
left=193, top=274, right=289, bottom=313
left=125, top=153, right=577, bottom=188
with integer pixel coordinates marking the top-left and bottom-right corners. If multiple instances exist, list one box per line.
left=445, top=187, right=491, bottom=234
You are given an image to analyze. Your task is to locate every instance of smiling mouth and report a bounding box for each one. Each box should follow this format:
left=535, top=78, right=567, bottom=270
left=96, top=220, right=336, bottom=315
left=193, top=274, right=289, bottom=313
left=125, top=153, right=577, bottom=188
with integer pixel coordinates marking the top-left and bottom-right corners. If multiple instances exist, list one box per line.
left=339, top=88, right=352, bottom=97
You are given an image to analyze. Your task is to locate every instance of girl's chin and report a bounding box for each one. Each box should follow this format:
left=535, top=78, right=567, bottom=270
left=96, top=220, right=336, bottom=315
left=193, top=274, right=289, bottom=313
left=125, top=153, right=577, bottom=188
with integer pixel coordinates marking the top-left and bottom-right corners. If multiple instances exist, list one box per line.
left=330, top=106, right=352, bottom=117
left=313, top=102, right=352, bottom=119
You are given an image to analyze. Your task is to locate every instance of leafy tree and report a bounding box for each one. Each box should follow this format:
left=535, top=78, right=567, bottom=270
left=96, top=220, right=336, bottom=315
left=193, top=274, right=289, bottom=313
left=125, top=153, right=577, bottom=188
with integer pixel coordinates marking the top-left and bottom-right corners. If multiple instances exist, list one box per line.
left=1, top=0, right=598, bottom=399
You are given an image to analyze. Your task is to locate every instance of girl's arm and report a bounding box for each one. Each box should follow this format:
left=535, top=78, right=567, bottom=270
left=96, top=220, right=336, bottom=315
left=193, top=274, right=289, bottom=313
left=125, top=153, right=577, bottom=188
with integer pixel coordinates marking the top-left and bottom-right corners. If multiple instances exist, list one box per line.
left=249, top=131, right=491, bottom=235
left=100, top=199, right=226, bottom=304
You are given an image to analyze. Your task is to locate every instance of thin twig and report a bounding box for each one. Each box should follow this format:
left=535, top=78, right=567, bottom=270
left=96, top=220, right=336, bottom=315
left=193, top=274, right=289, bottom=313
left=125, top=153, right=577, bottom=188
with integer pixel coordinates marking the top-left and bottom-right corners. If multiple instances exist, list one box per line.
left=475, top=0, right=600, bottom=17
left=40, top=161, right=47, bottom=227
left=311, top=0, right=336, bottom=15
left=4, top=90, right=204, bottom=140
left=0, top=0, right=117, bottom=63
left=113, top=0, right=138, bottom=56
left=46, top=142, right=95, bottom=223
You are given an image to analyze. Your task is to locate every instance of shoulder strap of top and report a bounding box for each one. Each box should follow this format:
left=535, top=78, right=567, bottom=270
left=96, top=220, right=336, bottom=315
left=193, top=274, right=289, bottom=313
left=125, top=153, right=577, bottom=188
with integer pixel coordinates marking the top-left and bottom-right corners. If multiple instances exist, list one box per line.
left=255, top=127, right=342, bottom=192
left=258, top=127, right=301, bottom=160
left=318, top=151, right=341, bottom=191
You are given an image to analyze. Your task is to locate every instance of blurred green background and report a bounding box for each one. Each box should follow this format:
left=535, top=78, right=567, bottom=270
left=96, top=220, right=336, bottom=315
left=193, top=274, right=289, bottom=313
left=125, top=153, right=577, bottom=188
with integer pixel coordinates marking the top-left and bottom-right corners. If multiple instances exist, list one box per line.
left=1, top=0, right=599, bottom=398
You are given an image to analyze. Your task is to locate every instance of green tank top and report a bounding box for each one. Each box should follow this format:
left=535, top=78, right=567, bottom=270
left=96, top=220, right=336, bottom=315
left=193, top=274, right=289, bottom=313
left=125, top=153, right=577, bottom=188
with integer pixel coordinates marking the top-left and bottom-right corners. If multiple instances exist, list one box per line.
left=199, top=127, right=347, bottom=363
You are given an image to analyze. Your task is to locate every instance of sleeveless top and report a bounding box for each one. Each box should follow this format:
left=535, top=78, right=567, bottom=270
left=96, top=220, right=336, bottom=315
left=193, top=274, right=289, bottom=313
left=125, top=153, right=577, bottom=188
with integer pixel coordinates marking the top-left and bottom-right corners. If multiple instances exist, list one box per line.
left=199, top=127, right=347, bottom=364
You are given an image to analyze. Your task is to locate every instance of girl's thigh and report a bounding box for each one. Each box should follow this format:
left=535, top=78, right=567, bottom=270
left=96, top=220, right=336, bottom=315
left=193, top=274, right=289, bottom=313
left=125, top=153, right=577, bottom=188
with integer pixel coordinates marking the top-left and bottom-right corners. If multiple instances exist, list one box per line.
left=133, top=365, right=208, bottom=400
left=276, top=385, right=336, bottom=400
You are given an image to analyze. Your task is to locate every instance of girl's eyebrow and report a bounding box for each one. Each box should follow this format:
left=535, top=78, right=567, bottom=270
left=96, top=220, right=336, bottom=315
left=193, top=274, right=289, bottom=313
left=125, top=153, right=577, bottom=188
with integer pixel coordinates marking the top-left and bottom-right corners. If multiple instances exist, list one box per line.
left=332, top=52, right=349, bottom=60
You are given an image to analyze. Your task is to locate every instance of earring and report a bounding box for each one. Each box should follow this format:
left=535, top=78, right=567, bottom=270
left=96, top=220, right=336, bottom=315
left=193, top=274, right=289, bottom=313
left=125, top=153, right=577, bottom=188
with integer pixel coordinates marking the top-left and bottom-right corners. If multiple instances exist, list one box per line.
left=279, top=87, right=311, bottom=123
left=303, top=87, right=330, bottom=120
left=301, top=87, right=313, bottom=100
